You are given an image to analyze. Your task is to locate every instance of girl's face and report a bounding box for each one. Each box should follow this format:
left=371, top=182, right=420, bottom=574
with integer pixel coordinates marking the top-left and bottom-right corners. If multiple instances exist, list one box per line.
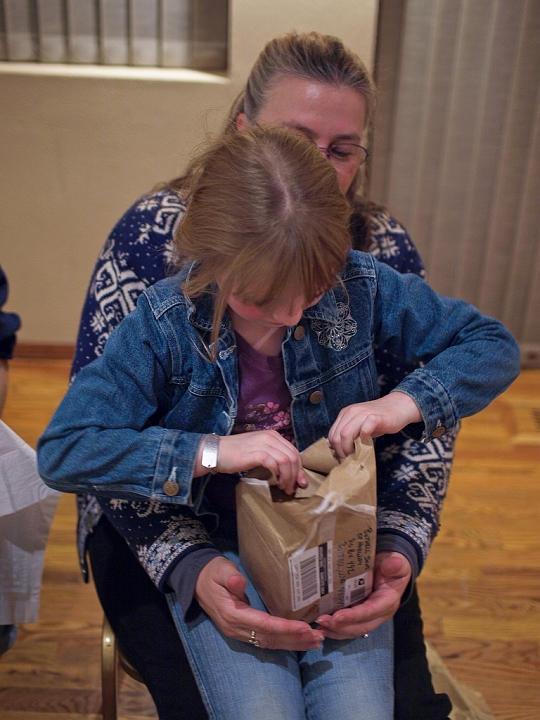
left=227, top=291, right=324, bottom=330
left=237, top=75, right=367, bottom=195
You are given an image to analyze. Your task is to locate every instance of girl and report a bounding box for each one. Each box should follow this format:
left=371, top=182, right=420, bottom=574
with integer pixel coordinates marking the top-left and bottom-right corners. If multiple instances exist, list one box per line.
left=38, top=127, right=520, bottom=720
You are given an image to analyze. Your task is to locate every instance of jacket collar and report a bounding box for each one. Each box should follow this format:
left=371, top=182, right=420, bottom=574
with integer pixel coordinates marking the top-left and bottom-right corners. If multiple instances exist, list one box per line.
left=303, top=288, right=343, bottom=325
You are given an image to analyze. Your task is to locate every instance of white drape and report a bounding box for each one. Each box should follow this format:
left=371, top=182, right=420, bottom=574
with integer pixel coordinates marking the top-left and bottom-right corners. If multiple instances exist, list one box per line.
left=0, top=421, right=60, bottom=624
left=371, top=0, right=540, bottom=358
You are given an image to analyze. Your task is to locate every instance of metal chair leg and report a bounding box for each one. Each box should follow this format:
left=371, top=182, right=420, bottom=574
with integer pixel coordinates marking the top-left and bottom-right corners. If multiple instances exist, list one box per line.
left=101, top=615, right=118, bottom=720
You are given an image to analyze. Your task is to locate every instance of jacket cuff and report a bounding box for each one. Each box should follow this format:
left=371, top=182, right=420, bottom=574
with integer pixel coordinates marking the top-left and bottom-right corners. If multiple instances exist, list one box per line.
left=152, top=430, right=206, bottom=505
left=390, top=368, right=458, bottom=443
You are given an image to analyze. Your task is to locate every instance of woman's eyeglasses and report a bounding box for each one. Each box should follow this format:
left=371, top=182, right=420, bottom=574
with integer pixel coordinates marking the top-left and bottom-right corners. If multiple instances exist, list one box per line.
left=317, top=143, right=369, bottom=166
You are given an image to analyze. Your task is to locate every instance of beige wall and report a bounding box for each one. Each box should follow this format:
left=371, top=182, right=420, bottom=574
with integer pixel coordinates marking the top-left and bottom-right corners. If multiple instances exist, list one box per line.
left=0, top=0, right=378, bottom=344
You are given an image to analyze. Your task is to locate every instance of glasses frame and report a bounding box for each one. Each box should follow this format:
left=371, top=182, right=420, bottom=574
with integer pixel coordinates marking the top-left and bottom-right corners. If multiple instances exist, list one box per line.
left=317, top=142, right=370, bottom=166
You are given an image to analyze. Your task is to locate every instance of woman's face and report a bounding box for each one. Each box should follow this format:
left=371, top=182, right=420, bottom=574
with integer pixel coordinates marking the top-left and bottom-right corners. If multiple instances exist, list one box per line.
left=237, top=75, right=367, bottom=195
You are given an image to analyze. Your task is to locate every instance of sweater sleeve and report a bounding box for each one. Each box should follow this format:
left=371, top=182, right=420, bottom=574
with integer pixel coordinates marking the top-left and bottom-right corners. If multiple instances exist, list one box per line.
left=369, top=212, right=454, bottom=574
left=96, top=496, right=218, bottom=592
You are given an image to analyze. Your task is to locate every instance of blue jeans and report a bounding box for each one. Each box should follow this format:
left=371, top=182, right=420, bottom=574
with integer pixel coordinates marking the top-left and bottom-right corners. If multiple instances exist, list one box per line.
left=167, top=546, right=394, bottom=720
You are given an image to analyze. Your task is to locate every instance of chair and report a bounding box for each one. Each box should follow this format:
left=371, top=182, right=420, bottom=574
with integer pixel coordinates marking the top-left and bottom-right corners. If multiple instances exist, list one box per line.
left=101, top=614, right=145, bottom=720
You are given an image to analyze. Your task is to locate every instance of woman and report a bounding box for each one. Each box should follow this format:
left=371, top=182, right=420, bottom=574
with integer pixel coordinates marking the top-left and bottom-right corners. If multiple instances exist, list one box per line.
left=72, top=33, right=457, bottom=719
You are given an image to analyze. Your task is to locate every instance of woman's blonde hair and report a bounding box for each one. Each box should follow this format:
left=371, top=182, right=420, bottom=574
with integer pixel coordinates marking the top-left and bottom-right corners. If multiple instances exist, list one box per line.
left=227, top=32, right=375, bottom=129
left=224, top=31, right=377, bottom=199
left=175, top=126, right=352, bottom=358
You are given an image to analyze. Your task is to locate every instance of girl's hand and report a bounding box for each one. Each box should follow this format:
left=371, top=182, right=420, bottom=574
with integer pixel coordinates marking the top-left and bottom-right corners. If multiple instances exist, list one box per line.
left=196, top=430, right=306, bottom=494
left=195, top=556, right=324, bottom=651
left=328, top=391, right=422, bottom=459
left=316, top=552, right=411, bottom=640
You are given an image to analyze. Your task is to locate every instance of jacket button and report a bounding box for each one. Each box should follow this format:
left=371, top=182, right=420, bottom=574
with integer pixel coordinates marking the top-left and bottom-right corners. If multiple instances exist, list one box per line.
left=432, top=425, right=446, bottom=438
left=294, top=326, right=305, bottom=340
left=163, top=479, right=180, bottom=496
left=309, top=390, right=323, bottom=404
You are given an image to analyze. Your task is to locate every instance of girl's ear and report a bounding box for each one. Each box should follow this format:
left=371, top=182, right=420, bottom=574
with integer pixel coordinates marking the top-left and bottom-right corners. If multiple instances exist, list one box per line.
left=236, top=113, right=250, bottom=131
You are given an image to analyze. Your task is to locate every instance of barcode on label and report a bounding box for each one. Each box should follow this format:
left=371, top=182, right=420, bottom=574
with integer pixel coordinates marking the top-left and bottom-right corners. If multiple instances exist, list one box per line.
left=318, top=541, right=333, bottom=596
left=344, top=571, right=373, bottom=607
left=299, top=555, right=318, bottom=601
left=348, top=585, right=367, bottom=604
left=289, top=542, right=332, bottom=611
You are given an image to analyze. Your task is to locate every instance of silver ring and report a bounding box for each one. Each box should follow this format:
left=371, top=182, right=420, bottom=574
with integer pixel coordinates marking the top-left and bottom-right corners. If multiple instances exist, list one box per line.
left=249, top=630, right=260, bottom=648
left=362, top=633, right=369, bottom=639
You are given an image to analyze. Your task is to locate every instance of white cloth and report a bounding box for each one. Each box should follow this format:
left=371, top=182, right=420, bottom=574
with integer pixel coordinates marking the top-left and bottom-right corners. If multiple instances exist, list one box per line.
left=0, top=421, right=60, bottom=624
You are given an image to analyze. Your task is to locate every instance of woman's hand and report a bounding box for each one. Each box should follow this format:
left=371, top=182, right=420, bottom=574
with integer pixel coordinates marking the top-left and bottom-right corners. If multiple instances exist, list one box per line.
left=328, top=391, right=422, bottom=459
left=196, top=430, right=307, bottom=494
left=315, top=552, right=412, bottom=640
left=195, top=556, right=324, bottom=651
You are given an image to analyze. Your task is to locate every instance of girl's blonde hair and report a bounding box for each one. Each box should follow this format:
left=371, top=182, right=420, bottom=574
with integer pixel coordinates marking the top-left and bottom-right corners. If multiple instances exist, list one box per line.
left=175, top=126, right=352, bottom=358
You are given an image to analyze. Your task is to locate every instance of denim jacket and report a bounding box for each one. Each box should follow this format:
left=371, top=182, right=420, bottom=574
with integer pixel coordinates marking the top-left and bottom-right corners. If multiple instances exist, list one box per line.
left=38, top=251, right=519, bottom=514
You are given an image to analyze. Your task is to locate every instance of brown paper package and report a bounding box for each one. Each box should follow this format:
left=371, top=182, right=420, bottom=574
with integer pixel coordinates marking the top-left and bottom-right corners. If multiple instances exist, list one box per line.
left=236, top=437, right=377, bottom=624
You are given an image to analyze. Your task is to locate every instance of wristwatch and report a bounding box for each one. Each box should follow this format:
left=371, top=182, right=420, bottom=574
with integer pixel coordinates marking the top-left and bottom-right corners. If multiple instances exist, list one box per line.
left=201, top=433, right=220, bottom=474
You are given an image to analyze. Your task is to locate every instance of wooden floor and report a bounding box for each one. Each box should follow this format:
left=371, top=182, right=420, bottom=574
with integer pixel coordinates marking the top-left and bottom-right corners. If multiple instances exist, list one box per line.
left=0, top=359, right=539, bottom=719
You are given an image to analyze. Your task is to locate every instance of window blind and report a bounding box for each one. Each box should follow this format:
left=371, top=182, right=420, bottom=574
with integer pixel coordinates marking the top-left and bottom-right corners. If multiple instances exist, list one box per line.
left=0, top=0, right=228, bottom=69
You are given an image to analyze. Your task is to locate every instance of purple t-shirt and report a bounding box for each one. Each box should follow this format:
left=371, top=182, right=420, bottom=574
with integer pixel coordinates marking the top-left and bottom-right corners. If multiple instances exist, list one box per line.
left=204, top=331, right=293, bottom=526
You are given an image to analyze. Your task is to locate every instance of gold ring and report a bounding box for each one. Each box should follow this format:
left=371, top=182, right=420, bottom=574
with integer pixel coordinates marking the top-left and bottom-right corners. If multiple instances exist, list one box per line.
left=249, top=630, right=260, bottom=647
